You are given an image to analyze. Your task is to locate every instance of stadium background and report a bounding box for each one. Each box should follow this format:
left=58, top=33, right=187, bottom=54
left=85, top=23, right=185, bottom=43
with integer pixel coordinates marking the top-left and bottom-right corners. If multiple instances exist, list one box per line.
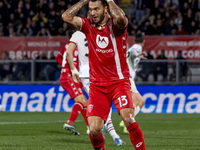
left=0, top=0, right=200, bottom=149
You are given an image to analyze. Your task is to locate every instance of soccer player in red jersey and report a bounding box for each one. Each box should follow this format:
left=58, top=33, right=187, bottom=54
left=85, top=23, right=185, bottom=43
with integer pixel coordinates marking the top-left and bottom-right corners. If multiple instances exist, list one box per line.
left=55, top=43, right=88, bottom=136
left=62, top=0, right=146, bottom=149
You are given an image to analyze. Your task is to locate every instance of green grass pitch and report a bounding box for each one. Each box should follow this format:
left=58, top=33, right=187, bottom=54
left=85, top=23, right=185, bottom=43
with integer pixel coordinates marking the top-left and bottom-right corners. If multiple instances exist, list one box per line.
left=0, top=112, right=200, bottom=150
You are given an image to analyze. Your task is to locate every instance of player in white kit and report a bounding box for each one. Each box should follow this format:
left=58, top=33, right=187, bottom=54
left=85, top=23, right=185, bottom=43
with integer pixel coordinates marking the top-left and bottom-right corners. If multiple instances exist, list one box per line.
left=119, top=33, right=147, bottom=133
left=66, top=30, right=125, bottom=146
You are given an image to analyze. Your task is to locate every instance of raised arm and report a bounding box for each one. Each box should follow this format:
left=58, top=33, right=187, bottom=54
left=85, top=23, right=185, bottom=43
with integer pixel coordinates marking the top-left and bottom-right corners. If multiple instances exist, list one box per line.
left=62, top=0, right=89, bottom=30
left=106, top=0, right=127, bottom=28
left=66, top=42, right=80, bottom=83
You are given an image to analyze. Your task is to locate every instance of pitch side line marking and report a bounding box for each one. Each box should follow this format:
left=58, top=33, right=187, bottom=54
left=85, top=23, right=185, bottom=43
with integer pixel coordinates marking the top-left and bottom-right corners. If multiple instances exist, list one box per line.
left=0, top=120, right=83, bottom=125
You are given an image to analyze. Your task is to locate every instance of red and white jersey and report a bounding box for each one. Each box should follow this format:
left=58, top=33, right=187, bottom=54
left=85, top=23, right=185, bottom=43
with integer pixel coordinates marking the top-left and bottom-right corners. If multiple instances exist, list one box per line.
left=55, top=44, right=78, bottom=80
left=80, top=17, right=130, bottom=82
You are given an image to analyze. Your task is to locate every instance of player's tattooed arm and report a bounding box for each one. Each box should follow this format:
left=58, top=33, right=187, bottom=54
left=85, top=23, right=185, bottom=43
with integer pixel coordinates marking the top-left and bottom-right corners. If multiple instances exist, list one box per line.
left=62, top=0, right=89, bottom=30
left=107, top=1, right=127, bottom=28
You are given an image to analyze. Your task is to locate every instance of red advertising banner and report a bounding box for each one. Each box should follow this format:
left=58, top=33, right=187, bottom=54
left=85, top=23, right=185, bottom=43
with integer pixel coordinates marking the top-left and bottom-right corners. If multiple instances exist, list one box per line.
left=0, top=36, right=200, bottom=60
left=127, top=36, right=200, bottom=60
left=0, top=37, right=69, bottom=59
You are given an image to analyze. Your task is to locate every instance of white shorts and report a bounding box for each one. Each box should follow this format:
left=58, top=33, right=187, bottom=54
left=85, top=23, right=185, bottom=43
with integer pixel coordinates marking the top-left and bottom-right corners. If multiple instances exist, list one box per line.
left=81, top=78, right=90, bottom=94
left=130, top=77, right=138, bottom=93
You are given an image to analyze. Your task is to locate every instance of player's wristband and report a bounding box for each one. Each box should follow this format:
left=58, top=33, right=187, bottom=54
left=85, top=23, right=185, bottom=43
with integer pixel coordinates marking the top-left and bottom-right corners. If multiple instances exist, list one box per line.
left=106, top=0, right=114, bottom=2
left=71, top=68, right=79, bottom=76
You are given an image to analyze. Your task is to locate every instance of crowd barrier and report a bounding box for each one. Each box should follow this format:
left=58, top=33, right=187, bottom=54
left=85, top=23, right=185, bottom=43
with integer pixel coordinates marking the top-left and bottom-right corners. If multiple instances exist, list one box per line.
left=0, top=85, right=199, bottom=113
left=1, top=59, right=199, bottom=84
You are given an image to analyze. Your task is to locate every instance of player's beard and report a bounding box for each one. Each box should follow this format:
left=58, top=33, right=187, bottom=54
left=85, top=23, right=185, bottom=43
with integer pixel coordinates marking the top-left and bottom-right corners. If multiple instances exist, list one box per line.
left=96, top=9, right=105, bottom=24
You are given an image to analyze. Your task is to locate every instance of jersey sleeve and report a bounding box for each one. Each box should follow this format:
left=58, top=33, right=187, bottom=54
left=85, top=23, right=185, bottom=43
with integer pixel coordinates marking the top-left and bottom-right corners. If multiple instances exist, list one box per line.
left=80, top=18, right=89, bottom=34
left=55, top=51, right=63, bottom=65
left=55, top=44, right=67, bottom=65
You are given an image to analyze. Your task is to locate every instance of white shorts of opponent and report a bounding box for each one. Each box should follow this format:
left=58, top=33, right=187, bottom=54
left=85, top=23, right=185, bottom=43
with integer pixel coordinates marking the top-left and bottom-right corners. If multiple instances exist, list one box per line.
left=129, top=77, right=139, bottom=93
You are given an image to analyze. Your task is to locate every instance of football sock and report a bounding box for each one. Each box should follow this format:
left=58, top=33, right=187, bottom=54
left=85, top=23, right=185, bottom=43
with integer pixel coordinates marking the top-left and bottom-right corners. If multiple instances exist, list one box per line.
left=89, top=132, right=105, bottom=150
left=134, top=106, right=141, bottom=117
left=105, top=119, right=120, bottom=140
left=67, top=102, right=83, bottom=125
left=81, top=106, right=88, bottom=126
left=127, top=122, right=146, bottom=150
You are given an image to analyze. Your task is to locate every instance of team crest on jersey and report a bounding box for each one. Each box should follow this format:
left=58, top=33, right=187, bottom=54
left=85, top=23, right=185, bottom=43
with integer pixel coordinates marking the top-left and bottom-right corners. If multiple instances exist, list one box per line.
left=88, top=104, right=93, bottom=113
left=96, top=35, right=109, bottom=49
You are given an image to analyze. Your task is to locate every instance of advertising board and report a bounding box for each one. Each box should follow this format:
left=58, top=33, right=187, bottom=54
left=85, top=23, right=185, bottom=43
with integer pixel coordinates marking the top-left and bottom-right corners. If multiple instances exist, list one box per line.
left=0, top=85, right=199, bottom=113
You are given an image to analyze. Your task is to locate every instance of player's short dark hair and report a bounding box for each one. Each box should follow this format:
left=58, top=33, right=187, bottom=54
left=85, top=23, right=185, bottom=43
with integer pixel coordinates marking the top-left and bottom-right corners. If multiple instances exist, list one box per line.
left=89, top=0, right=108, bottom=7
left=135, top=33, right=144, bottom=43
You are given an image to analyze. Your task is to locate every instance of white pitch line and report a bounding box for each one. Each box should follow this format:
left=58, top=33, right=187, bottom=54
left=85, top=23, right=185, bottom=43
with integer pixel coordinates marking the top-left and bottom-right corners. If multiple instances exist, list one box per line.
left=0, top=120, right=83, bottom=125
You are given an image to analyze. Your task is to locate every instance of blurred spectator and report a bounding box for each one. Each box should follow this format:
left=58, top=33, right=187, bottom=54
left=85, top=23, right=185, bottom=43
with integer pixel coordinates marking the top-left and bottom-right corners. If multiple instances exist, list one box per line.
left=170, top=51, right=188, bottom=81
left=176, top=24, right=187, bottom=35
left=0, top=22, right=5, bottom=36
left=0, top=2, right=6, bottom=23
left=174, top=11, right=183, bottom=25
left=167, top=0, right=179, bottom=8
left=138, top=8, right=151, bottom=28
left=48, top=10, right=59, bottom=36
left=37, top=27, right=51, bottom=37
left=12, top=55, right=31, bottom=81
left=137, top=49, right=154, bottom=81
left=32, top=11, right=48, bottom=27
left=152, top=0, right=162, bottom=16
left=4, top=23, right=16, bottom=37
left=169, top=4, right=179, bottom=18
left=17, top=24, right=32, bottom=36
left=127, top=13, right=134, bottom=35
left=194, top=11, right=200, bottom=25
left=43, top=52, right=59, bottom=81
left=155, top=19, right=165, bottom=35
left=154, top=50, right=168, bottom=81
left=180, top=2, right=189, bottom=16
left=30, top=21, right=39, bottom=36
left=0, top=51, right=13, bottom=81
left=165, top=19, right=177, bottom=35
left=135, top=0, right=146, bottom=22
left=189, top=21, right=198, bottom=35
left=125, top=1, right=136, bottom=21
left=57, top=22, right=70, bottom=36
left=182, top=8, right=193, bottom=32
left=144, top=20, right=155, bottom=35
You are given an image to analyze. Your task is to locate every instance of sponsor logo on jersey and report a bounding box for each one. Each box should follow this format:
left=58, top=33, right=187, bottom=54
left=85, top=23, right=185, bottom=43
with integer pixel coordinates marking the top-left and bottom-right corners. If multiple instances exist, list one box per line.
left=97, top=25, right=105, bottom=30
left=96, top=35, right=108, bottom=49
left=96, top=49, right=113, bottom=53
left=136, top=142, right=143, bottom=148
